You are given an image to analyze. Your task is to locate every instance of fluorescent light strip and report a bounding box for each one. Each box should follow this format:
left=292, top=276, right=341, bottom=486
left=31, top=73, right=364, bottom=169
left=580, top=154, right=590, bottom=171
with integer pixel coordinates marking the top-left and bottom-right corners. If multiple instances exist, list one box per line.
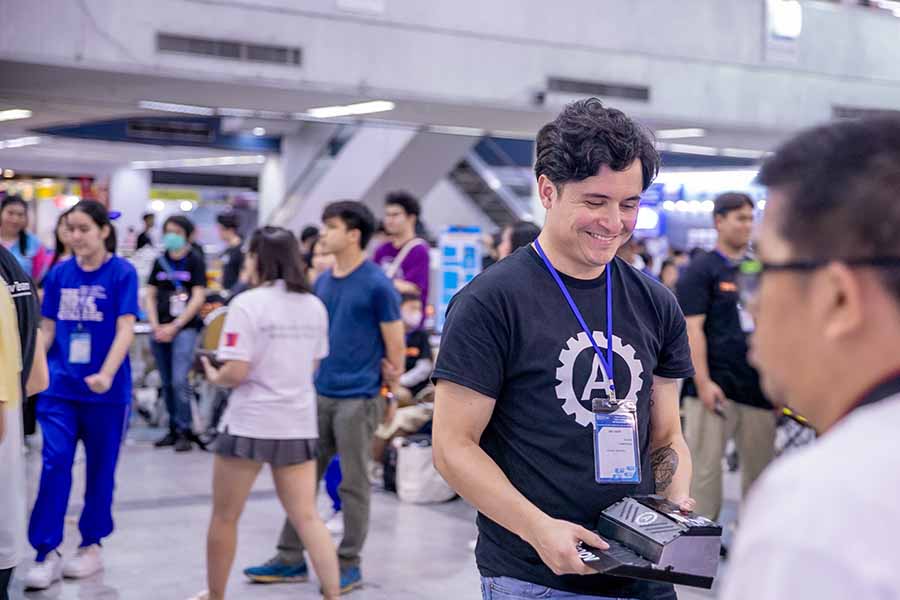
left=427, top=125, right=485, bottom=137
left=655, top=128, right=706, bottom=140
left=0, top=136, right=41, bottom=149
left=305, top=100, right=395, bottom=119
left=720, top=147, right=767, bottom=159
left=0, top=109, right=33, bottom=122
left=138, top=101, right=215, bottom=116
left=131, top=155, right=266, bottom=169
left=216, top=107, right=256, bottom=118
left=666, top=143, right=719, bottom=156
left=257, top=110, right=291, bottom=120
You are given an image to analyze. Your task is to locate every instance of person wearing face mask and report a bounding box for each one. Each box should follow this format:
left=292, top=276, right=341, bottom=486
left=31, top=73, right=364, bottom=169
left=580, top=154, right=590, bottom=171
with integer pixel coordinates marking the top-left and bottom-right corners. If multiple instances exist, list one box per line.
left=145, top=215, right=208, bottom=452
left=23, top=201, right=138, bottom=590
left=372, top=293, right=435, bottom=464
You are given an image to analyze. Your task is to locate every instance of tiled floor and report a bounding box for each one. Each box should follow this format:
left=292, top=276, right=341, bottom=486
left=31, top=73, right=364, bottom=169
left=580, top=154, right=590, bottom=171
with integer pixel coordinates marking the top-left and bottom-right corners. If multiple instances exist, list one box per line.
left=9, top=424, right=738, bottom=599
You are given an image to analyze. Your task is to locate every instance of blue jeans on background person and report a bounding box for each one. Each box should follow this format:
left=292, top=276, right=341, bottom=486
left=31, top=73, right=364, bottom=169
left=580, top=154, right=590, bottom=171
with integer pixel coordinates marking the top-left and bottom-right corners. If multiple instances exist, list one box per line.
left=28, top=397, right=129, bottom=561
left=480, top=576, right=674, bottom=600
left=150, top=327, right=199, bottom=433
left=325, top=455, right=342, bottom=512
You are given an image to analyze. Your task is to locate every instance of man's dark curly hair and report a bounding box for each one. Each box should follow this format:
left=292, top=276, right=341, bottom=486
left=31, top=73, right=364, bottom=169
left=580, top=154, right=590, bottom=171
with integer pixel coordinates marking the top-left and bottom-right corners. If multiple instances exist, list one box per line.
left=534, top=97, right=659, bottom=191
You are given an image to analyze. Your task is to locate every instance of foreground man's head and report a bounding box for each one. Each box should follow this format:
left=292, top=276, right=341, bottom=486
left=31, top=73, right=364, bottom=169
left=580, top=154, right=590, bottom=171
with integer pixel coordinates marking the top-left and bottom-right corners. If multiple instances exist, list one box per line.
left=750, top=116, right=900, bottom=432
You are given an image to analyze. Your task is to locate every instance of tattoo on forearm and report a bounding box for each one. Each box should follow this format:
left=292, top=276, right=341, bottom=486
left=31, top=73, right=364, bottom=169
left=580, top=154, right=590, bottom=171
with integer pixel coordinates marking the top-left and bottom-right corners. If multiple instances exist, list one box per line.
left=651, top=443, right=678, bottom=493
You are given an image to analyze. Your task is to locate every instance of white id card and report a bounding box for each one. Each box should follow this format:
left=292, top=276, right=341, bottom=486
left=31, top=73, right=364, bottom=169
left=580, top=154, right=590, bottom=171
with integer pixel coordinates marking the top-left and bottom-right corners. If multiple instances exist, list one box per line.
left=69, top=332, right=92, bottom=364
left=593, top=400, right=641, bottom=484
left=169, top=292, right=188, bottom=317
left=738, top=302, right=755, bottom=333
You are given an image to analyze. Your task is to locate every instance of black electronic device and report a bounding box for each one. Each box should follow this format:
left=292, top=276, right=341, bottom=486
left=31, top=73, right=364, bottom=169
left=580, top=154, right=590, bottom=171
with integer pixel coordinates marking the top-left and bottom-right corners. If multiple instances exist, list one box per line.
left=578, top=495, right=722, bottom=589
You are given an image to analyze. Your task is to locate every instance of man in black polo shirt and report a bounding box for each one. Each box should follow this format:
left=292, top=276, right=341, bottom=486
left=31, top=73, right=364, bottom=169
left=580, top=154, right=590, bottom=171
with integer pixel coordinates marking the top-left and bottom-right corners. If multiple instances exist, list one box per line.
left=433, top=98, right=695, bottom=600
left=675, top=193, right=775, bottom=522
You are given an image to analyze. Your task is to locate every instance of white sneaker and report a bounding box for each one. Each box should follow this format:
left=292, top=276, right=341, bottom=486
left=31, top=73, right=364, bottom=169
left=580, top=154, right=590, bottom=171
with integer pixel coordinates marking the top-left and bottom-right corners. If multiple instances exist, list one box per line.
left=367, top=460, right=384, bottom=486
left=24, top=551, right=63, bottom=590
left=324, top=510, right=344, bottom=535
left=62, top=544, right=103, bottom=579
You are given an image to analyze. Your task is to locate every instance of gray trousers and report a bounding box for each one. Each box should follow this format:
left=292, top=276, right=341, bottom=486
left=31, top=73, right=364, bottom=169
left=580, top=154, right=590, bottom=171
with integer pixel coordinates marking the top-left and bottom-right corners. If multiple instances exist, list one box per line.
left=276, top=395, right=381, bottom=569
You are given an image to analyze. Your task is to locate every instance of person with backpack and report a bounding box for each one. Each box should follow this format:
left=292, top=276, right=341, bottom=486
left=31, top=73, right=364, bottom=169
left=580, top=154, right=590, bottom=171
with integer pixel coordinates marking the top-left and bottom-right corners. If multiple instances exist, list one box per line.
left=373, top=191, right=430, bottom=309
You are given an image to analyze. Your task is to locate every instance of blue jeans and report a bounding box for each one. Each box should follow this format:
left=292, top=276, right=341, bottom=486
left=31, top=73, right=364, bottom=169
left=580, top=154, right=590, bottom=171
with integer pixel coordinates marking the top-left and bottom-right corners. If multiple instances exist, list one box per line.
left=150, top=327, right=199, bottom=433
left=29, top=397, right=129, bottom=561
left=481, top=576, right=655, bottom=600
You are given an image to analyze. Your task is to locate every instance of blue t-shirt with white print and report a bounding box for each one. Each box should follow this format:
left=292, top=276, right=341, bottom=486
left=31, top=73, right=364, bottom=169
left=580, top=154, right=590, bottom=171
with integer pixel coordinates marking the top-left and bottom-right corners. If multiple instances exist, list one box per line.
left=314, top=261, right=401, bottom=399
left=41, top=256, right=139, bottom=403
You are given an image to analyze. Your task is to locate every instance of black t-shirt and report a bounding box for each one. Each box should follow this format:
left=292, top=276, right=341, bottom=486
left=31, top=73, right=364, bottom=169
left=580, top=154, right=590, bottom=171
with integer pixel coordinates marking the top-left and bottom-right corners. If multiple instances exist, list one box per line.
left=148, top=251, right=207, bottom=329
left=0, top=246, right=39, bottom=389
left=433, top=247, right=694, bottom=598
left=136, top=230, right=152, bottom=250
left=220, top=242, right=244, bottom=292
left=404, top=329, right=433, bottom=397
left=675, top=251, right=771, bottom=409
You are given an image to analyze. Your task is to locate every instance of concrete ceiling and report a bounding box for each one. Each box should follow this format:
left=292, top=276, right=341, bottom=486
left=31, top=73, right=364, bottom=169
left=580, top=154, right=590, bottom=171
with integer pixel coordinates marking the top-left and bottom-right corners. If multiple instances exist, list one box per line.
left=0, top=59, right=788, bottom=177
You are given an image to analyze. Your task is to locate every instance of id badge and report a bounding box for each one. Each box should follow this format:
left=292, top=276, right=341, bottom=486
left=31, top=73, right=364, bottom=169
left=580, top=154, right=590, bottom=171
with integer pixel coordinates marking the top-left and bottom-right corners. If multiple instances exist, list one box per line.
left=69, top=332, right=92, bottom=364
left=592, top=398, right=641, bottom=485
left=169, top=292, right=188, bottom=317
left=737, top=303, right=755, bottom=333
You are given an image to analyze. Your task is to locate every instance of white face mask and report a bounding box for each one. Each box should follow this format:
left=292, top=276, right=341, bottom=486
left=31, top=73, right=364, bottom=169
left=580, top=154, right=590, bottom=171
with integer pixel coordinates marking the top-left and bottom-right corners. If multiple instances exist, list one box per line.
left=402, top=310, right=422, bottom=328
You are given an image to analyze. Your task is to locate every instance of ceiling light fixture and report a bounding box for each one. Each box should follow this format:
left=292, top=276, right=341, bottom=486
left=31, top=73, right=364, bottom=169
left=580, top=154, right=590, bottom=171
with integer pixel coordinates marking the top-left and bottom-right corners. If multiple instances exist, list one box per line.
left=131, top=155, right=266, bottom=169
left=252, top=127, right=266, bottom=136
left=138, top=101, right=216, bottom=116
left=217, top=107, right=257, bottom=118
left=305, top=100, right=395, bottom=119
left=0, top=109, right=33, bottom=122
left=655, top=128, right=706, bottom=140
left=720, top=147, right=767, bottom=159
left=768, top=0, right=803, bottom=39
left=0, top=136, right=41, bottom=150
left=427, top=125, right=485, bottom=137
left=666, top=143, right=719, bottom=156
left=257, top=110, right=291, bottom=120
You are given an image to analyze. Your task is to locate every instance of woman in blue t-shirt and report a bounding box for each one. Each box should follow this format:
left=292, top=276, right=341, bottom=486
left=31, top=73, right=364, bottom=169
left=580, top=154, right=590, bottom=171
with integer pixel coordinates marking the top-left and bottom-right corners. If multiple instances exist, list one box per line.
left=23, top=200, right=139, bottom=591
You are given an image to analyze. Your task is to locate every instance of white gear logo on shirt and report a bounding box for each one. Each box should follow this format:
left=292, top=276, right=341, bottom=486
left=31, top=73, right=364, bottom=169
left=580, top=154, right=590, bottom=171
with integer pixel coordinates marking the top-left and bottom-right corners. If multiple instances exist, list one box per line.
left=555, top=331, right=645, bottom=427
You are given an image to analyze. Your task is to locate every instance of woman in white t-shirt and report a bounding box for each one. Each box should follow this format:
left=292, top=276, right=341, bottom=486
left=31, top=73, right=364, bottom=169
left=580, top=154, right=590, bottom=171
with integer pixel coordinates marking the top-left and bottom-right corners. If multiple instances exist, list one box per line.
left=197, top=226, right=339, bottom=600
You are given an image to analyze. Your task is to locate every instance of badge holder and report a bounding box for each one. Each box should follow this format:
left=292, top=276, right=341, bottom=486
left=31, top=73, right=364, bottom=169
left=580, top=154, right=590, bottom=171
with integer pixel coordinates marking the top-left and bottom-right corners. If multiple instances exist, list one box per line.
left=578, top=495, right=723, bottom=589
left=169, top=292, right=188, bottom=318
left=69, top=328, right=92, bottom=364
left=592, top=397, right=641, bottom=485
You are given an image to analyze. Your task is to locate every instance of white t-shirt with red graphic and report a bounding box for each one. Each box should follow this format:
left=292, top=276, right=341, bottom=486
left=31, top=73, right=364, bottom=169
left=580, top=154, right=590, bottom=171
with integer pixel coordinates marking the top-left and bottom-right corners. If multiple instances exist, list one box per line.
left=216, top=281, right=328, bottom=440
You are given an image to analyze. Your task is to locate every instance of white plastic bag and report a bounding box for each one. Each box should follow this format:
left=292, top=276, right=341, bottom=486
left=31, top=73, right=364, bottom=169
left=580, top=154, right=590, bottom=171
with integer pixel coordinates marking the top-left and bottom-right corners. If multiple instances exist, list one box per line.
left=395, top=437, right=457, bottom=504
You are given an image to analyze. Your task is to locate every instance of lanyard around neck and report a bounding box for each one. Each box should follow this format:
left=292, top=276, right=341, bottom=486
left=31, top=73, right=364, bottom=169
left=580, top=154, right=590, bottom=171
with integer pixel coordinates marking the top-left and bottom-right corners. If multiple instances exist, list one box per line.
left=533, top=240, right=616, bottom=398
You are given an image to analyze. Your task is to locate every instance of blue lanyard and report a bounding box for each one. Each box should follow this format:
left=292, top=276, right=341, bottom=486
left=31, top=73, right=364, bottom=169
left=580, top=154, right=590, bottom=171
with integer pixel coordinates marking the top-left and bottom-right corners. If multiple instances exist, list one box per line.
left=533, top=240, right=615, bottom=397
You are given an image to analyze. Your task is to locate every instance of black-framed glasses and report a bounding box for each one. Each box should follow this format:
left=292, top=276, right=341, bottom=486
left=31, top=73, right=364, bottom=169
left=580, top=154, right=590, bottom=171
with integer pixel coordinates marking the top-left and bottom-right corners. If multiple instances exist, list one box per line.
left=738, top=256, right=900, bottom=304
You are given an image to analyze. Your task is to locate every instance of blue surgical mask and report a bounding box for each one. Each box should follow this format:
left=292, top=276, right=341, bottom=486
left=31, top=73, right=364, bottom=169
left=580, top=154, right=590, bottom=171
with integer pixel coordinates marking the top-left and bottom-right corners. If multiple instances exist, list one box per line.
left=163, top=232, right=186, bottom=252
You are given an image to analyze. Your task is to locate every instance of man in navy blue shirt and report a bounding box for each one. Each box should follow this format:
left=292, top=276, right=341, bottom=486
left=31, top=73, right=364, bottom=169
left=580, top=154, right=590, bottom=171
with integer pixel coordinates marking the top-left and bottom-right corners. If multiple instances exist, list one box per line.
left=244, top=201, right=405, bottom=594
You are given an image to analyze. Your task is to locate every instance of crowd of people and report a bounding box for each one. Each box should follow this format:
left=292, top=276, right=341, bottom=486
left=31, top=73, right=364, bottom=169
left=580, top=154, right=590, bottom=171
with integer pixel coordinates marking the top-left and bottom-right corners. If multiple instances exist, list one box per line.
left=0, top=185, right=444, bottom=599
left=1, top=97, right=899, bottom=600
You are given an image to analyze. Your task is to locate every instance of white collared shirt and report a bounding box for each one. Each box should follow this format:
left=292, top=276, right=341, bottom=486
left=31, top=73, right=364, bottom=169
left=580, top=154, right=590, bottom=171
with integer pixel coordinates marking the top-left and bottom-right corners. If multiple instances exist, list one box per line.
left=721, top=393, right=900, bottom=599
